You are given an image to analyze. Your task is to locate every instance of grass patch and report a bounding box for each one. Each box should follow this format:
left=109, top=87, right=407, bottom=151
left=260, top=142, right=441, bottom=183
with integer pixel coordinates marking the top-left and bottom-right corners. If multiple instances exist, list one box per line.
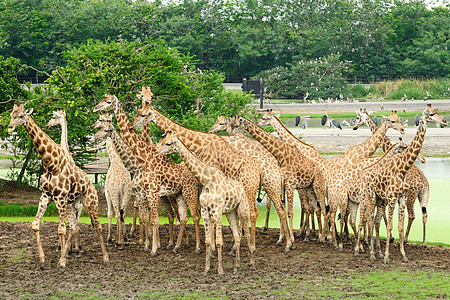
left=139, top=289, right=228, bottom=299
left=0, top=201, right=58, bottom=217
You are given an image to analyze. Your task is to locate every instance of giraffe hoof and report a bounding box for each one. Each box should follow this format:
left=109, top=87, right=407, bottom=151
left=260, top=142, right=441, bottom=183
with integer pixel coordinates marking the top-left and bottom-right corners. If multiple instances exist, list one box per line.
left=194, top=248, right=202, bottom=254
left=338, top=247, right=344, bottom=253
left=172, top=247, right=179, bottom=254
left=303, top=237, right=309, bottom=242
left=260, top=228, right=268, bottom=234
left=370, top=254, right=376, bottom=261
left=290, top=244, right=296, bottom=250
left=284, top=247, right=290, bottom=253
left=402, top=256, right=409, bottom=263
left=233, top=267, right=238, bottom=274
left=383, top=257, right=390, bottom=264
left=378, top=253, right=384, bottom=259
left=228, top=249, right=236, bottom=257
left=354, top=251, right=359, bottom=257
left=203, top=271, right=209, bottom=276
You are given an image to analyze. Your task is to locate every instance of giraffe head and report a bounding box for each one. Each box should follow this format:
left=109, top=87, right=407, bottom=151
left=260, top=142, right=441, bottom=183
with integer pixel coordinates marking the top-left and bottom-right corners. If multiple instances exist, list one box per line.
left=425, top=104, right=447, bottom=127
left=136, top=86, right=153, bottom=107
left=8, top=103, right=34, bottom=133
left=93, top=121, right=114, bottom=141
left=92, top=113, right=113, bottom=129
left=93, top=93, right=119, bottom=113
left=46, top=110, right=66, bottom=129
left=256, top=110, right=275, bottom=126
left=353, top=109, right=405, bottom=134
left=208, top=114, right=228, bottom=133
left=131, top=103, right=154, bottom=129
left=154, top=131, right=179, bottom=157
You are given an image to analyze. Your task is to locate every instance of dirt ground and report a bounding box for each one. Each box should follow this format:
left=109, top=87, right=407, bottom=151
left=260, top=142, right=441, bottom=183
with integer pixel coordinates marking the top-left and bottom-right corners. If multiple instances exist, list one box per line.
left=0, top=221, right=449, bottom=299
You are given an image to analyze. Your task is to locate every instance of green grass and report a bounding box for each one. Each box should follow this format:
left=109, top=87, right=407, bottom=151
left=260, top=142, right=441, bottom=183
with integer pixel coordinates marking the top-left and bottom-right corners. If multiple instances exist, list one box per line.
left=0, top=201, right=58, bottom=217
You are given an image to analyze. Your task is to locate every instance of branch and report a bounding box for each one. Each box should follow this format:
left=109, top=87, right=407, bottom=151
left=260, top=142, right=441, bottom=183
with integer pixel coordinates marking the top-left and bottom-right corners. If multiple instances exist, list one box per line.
left=21, top=64, right=51, bottom=78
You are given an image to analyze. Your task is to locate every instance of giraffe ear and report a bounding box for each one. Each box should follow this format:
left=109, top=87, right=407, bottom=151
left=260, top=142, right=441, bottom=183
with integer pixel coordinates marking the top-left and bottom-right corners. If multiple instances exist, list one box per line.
left=381, top=115, right=387, bottom=119
left=276, top=114, right=281, bottom=118
left=25, top=108, right=34, bottom=115
left=13, top=103, right=18, bottom=110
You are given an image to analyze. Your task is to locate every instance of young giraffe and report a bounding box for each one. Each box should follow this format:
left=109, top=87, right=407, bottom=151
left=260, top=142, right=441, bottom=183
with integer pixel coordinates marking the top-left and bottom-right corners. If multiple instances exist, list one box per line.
left=155, top=132, right=254, bottom=275
left=93, top=114, right=180, bottom=249
left=8, top=104, right=108, bottom=267
left=353, top=108, right=437, bottom=246
left=359, top=106, right=442, bottom=264
left=95, top=134, right=132, bottom=249
left=93, top=94, right=201, bottom=255
left=131, top=104, right=294, bottom=253
left=46, top=109, right=83, bottom=253
left=257, top=110, right=404, bottom=241
left=209, top=114, right=289, bottom=242
left=235, top=115, right=326, bottom=245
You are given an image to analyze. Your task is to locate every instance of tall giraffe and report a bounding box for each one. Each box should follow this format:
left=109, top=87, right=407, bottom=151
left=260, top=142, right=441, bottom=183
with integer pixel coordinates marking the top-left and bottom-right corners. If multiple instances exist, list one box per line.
left=236, top=115, right=326, bottom=244
left=46, top=109, right=83, bottom=253
left=353, top=108, right=435, bottom=246
left=93, top=94, right=201, bottom=255
left=209, top=114, right=288, bottom=241
left=155, top=132, right=254, bottom=275
left=131, top=104, right=294, bottom=252
left=8, top=104, right=108, bottom=267
left=359, top=107, right=437, bottom=264
left=92, top=114, right=179, bottom=248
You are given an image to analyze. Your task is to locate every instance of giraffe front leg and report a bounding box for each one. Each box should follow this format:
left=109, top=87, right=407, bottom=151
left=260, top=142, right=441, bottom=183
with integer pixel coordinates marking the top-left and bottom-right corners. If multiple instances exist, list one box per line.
left=55, top=197, right=68, bottom=267
left=398, top=196, right=408, bottom=262
left=33, top=193, right=52, bottom=264
left=173, top=194, right=188, bottom=253
left=285, top=185, right=295, bottom=248
left=105, top=189, right=113, bottom=244
left=129, top=197, right=139, bottom=238
left=384, top=201, right=395, bottom=264
left=214, top=214, right=224, bottom=276
left=262, top=196, right=271, bottom=233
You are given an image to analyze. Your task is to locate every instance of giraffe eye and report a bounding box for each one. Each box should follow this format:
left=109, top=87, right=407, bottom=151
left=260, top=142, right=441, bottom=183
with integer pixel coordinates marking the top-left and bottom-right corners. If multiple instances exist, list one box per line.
left=141, top=114, right=146, bottom=118
left=166, top=143, right=172, bottom=146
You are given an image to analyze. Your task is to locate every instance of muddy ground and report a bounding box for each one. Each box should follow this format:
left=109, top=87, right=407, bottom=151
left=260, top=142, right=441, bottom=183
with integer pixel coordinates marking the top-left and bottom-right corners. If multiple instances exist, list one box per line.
left=0, top=221, right=449, bottom=299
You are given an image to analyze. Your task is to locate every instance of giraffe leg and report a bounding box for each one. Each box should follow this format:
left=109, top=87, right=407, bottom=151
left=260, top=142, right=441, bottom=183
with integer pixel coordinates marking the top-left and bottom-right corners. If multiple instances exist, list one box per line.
left=62, top=205, right=80, bottom=263
left=227, top=210, right=241, bottom=274
left=121, top=184, right=131, bottom=242
left=365, top=192, right=377, bottom=261
left=54, top=197, right=68, bottom=267
left=161, top=198, right=175, bottom=250
left=129, top=197, right=139, bottom=238
left=183, top=181, right=202, bottom=253
left=201, top=205, right=211, bottom=276
left=105, top=188, right=113, bottom=244
left=148, top=191, right=160, bottom=256
left=384, top=200, right=395, bottom=264
left=416, top=182, right=429, bottom=247
left=374, top=204, right=384, bottom=259
left=262, top=197, right=271, bottom=233
left=214, top=213, right=224, bottom=276
left=31, top=198, right=51, bottom=260
left=66, top=202, right=82, bottom=255
left=83, top=186, right=109, bottom=264
left=404, top=194, right=415, bottom=245
left=238, top=201, right=255, bottom=268
left=173, top=194, right=189, bottom=253
left=398, top=195, right=408, bottom=262
left=285, top=185, right=295, bottom=247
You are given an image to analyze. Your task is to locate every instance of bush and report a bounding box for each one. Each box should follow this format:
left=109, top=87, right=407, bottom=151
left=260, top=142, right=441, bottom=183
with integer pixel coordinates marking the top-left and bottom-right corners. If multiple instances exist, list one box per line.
left=368, top=78, right=450, bottom=100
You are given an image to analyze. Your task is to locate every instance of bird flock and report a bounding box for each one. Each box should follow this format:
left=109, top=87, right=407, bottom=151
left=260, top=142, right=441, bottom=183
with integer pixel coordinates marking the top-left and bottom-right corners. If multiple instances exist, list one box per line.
left=7, top=88, right=449, bottom=275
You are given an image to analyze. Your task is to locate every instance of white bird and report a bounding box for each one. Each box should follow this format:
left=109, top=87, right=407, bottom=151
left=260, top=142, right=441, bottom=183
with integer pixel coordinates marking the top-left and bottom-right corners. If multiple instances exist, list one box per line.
left=342, top=119, right=350, bottom=127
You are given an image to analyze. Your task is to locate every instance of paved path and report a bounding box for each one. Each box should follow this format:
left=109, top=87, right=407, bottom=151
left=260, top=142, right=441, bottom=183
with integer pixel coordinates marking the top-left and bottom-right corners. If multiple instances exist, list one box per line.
left=251, top=99, right=450, bottom=114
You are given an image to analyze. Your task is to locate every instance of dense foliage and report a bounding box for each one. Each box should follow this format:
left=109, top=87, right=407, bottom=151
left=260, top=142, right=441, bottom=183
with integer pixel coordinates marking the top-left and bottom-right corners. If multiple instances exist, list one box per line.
left=0, top=0, right=448, bottom=81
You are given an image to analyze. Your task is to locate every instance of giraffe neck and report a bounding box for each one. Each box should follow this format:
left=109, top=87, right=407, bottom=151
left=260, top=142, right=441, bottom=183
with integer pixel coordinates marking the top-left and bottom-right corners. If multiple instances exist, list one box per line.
left=395, top=120, right=427, bottom=175
left=363, top=143, right=399, bottom=171
left=270, top=116, right=325, bottom=165
left=115, top=102, right=154, bottom=165
left=175, top=139, right=216, bottom=185
left=350, top=119, right=390, bottom=160
left=151, top=108, right=209, bottom=153
left=106, top=138, right=123, bottom=166
left=142, top=122, right=155, bottom=147
left=59, top=117, right=69, bottom=152
left=366, top=116, right=392, bottom=153
left=23, top=115, right=62, bottom=171
left=109, top=128, right=142, bottom=174
left=240, top=117, right=286, bottom=161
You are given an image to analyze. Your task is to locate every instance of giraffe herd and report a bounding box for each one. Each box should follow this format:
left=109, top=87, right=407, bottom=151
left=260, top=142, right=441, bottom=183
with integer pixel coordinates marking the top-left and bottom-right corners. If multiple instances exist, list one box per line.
left=7, top=87, right=448, bottom=275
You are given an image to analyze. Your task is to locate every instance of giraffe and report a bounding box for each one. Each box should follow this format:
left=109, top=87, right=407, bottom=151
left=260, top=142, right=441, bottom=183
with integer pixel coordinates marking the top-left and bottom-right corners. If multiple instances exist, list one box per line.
left=256, top=110, right=404, bottom=241
left=92, top=113, right=179, bottom=248
left=235, top=115, right=326, bottom=245
left=94, top=132, right=132, bottom=249
left=92, top=113, right=142, bottom=238
left=131, top=104, right=294, bottom=253
left=209, top=114, right=288, bottom=241
left=155, top=132, right=254, bottom=275
left=93, top=94, right=201, bottom=255
left=8, top=104, right=108, bottom=267
left=328, top=141, right=408, bottom=251
left=353, top=108, right=433, bottom=246
left=358, top=106, right=444, bottom=264
left=46, top=109, right=83, bottom=253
